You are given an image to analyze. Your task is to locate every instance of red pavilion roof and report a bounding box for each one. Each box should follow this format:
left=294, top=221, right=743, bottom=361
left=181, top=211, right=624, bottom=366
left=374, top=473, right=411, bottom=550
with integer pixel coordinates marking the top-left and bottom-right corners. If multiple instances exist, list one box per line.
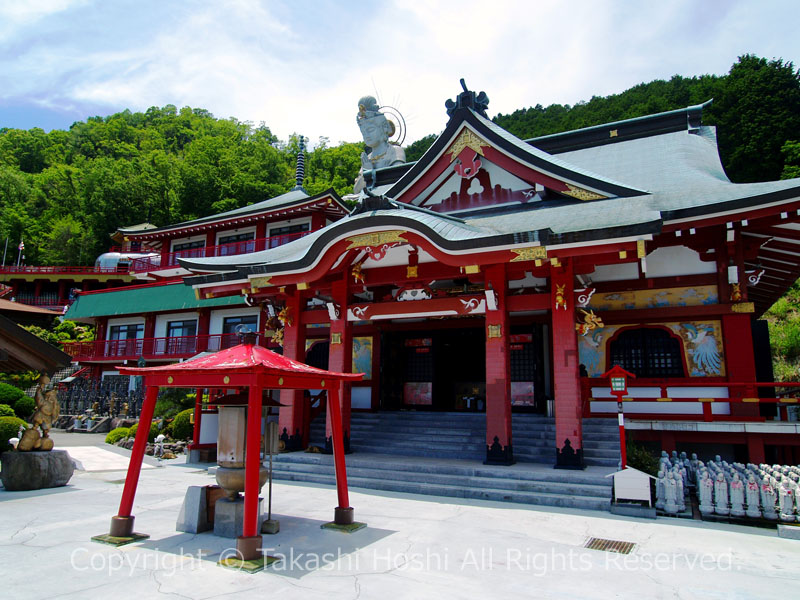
left=116, top=343, right=362, bottom=380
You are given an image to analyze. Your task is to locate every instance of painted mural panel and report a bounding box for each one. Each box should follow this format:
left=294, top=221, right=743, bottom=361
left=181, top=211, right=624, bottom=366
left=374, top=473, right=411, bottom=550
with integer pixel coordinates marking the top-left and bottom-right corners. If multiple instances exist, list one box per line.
left=352, top=336, right=373, bottom=380
left=578, top=320, right=726, bottom=378
left=586, top=286, right=718, bottom=312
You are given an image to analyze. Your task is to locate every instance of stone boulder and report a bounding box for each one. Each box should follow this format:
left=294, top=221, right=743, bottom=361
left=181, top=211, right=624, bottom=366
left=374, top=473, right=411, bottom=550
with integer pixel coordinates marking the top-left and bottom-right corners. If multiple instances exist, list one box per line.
left=0, top=449, right=75, bottom=491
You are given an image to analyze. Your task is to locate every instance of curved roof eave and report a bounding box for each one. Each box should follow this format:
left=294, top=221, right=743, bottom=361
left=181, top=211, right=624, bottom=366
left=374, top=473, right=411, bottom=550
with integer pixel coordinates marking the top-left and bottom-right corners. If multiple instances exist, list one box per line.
left=182, top=209, right=663, bottom=288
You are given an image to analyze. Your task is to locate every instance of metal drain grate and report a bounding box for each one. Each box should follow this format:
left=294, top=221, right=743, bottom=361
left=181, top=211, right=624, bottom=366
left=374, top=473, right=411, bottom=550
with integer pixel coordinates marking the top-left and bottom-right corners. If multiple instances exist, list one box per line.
left=584, top=537, right=636, bottom=554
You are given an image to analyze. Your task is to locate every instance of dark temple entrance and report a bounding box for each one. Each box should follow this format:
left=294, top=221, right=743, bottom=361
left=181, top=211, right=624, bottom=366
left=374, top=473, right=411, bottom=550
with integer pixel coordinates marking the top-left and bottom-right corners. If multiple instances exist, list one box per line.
left=380, top=322, right=546, bottom=413
left=380, top=326, right=486, bottom=411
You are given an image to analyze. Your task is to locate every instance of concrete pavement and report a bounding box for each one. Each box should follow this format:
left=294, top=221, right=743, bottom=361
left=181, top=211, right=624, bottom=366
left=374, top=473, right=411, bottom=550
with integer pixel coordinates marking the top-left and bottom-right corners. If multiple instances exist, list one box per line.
left=1, top=445, right=799, bottom=599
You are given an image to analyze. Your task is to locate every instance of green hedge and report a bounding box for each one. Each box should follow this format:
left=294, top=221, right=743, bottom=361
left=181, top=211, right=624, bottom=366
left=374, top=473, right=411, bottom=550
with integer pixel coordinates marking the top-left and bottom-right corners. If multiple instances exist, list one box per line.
left=0, top=404, right=15, bottom=418
left=14, top=396, right=36, bottom=419
left=128, top=421, right=157, bottom=443
left=0, top=383, right=25, bottom=407
left=105, top=427, right=130, bottom=445
left=171, top=409, right=194, bottom=441
left=0, top=416, right=27, bottom=453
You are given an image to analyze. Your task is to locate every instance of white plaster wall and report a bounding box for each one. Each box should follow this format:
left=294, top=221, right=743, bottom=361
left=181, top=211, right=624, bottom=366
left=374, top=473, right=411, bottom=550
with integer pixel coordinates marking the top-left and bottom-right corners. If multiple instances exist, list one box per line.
left=199, top=413, right=219, bottom=444
left=154, top=311, right=199, bottom=338
left=208, top=307, right=261, bottom=335
left=645, top=246, right=716, bottom=278
left=106, top=316, right=145, bottom=339
left=267, top=217, right=311, bottom=236
left=170, top=235, right=206, bottom=252
left=589, top=262, right=639, bottom=282
left=215, top=225, right=256, bottom=245
left=590, top=386, right=730, bottom=415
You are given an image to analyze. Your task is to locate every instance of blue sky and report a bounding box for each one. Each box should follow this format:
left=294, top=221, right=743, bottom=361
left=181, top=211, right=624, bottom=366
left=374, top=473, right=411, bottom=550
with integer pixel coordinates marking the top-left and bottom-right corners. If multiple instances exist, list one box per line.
left=1, top=0, right=799, bottom=146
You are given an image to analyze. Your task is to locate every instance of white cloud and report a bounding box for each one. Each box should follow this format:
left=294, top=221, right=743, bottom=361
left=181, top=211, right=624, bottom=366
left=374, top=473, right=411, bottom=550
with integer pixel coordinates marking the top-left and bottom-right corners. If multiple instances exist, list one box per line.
left=1, top=0, right=800, bottom=145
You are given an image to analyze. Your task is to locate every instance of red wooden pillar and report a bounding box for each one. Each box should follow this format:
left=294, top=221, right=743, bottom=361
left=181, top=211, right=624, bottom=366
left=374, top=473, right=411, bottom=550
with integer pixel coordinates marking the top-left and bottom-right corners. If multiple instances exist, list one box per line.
left=143, top=314, right=156, bottom=357
left=746, top=433, right=765, bottom=464
left=550, top=259, right=584, bottom=469
left=328, top=382, right=354, bottom=525
left=484, top=264, right=513, bottom=465
left=255, top=221, right=267, bottom=251
left=238, top=380, right=263, bottom=560
left=278, top=290, right=308, bottom=450
left=327, top=276, right=352, bottom=453
left=197, top=308, right=210, bottom=351
left=205, top=231, right=216, bottom=256
left=109, top=384, right=159, bottom=537
left=160, top=240, right=171, bottom=269
left=722, top=313, right=759, bottom=417
left=34, top=279, right=43, bottom=299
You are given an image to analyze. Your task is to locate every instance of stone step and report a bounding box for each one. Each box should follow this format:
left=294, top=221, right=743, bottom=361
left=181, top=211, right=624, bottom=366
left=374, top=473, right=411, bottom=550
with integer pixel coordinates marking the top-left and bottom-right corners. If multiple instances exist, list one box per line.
left=273, top=453, right=613, bottom=486
left=273, top=461, right=611, bottom=497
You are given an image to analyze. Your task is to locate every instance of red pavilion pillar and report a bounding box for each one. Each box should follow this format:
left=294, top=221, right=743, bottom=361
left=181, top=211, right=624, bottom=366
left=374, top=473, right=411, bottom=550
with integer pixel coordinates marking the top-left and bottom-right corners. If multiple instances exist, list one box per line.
left=326, top=276, right=352, bottom=453
left=278, top=290, right=308, bottom=450
left=107, top=384, right=159, bottom=538
left=237, top=381, right=263, bottom=561
left=550, top=258, right=585, bottom=469
left=484, top=264, right=514, bottom=465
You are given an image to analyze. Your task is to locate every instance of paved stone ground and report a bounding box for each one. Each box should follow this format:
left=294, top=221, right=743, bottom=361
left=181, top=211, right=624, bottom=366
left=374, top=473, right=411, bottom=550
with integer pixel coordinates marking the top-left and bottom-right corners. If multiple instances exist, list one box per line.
left=1, top=444, right=799, bottom=599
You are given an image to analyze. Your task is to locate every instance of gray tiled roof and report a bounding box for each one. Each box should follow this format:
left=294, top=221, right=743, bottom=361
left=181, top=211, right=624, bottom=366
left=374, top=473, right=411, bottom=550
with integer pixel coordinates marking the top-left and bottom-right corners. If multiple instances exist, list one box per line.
left=117, top=188, right=313, bottom=235
left=554, top=126, right=800, bottom=217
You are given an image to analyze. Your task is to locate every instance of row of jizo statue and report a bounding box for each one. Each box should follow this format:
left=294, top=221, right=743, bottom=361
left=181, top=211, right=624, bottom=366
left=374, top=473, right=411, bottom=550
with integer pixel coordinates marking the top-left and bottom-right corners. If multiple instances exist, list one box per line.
left=656, top=451, right=800, bottom=522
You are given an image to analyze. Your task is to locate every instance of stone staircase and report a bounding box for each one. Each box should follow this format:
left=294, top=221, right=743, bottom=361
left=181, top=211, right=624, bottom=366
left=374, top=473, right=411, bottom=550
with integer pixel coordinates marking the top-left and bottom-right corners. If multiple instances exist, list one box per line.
left=271, top=411, right=621, bottom=512
left=306, top=411, right=621, bottom=467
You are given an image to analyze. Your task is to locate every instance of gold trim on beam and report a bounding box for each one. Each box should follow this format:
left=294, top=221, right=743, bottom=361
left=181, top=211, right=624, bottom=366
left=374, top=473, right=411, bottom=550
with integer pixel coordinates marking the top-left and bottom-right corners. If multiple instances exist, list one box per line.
left=731, top=302, right=755, bottom=313
left=637, top=240, right=646, bottom=258
left=194, top=288, right=201, bottom=300
left=463, top=265, right=480, bottom=274
left=204, top=292, right=215, bottom=299
left=510, top=246, right=547, bottom=262
left=447, top=128, right=488, bottom=162
left=297, top=282, right=309, bottom=290
left=618, top=250, right=627, bottom=259
left=562, top=184, right=606, bottom=201
left=345, top=230, right=407, bottom=250
left=250, top=276, right=272, bottom=289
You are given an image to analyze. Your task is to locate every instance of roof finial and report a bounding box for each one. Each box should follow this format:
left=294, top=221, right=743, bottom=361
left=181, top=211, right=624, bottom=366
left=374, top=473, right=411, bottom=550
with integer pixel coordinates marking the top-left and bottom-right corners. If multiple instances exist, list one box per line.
left=294, top=135, right=306, bottom=190
left=445, top=79, right=490, bottom=119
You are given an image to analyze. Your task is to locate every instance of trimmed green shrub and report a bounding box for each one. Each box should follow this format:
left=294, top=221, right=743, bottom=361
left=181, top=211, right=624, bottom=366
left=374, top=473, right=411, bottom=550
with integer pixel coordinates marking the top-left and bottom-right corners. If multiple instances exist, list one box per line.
left=171, top=409, right=194, bottom=441
left=0, top=416, right=27, bottom=453
left=626, top=442, right=659, bottom=476
left=0, top=404, right=15, bottom=417
left=128, top=421, right=157, bottom=443
left=0, top=383, right=25, bottom=407
left=105, top=427, right=130, bottom=445
left=13, top=396, right=36, bottom=419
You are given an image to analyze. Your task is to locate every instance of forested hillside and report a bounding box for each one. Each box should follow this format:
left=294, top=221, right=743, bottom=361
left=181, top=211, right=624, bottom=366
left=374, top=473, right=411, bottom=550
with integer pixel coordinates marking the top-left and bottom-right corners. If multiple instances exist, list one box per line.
left=2, top=54, right=800, bottom=269
left=0, top=109, right=364, bottom=266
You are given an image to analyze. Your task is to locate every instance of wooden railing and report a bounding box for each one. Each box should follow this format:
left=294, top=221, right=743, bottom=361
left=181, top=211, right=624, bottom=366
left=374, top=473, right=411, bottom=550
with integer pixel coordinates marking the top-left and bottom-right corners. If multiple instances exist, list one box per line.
left=581, top=377, right=798, bottom=422
left=62, top=332, right=275, bottom=361
left=129, top=230, right=311, bottom=274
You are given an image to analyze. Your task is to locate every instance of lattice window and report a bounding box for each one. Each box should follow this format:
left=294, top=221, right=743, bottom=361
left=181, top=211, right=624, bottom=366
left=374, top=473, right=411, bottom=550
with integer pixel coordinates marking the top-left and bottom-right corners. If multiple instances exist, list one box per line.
left=608, top=328, right=685, bottom=378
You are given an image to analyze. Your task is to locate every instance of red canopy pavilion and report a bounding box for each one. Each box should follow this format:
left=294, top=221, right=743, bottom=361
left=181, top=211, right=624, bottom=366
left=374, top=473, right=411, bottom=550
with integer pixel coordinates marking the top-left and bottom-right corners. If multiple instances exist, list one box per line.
left=98, top=338, right=363, bottom=561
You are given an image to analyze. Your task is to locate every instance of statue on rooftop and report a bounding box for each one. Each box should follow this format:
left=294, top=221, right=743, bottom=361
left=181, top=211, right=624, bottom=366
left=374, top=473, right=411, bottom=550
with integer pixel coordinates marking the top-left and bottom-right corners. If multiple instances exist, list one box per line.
left=353, top=96, right=406, bottom=193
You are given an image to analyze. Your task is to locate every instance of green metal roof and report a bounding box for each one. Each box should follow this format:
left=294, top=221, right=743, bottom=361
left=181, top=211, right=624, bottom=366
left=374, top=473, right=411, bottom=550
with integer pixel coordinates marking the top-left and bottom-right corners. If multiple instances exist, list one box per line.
left=65, top=283, right=245, bottom=321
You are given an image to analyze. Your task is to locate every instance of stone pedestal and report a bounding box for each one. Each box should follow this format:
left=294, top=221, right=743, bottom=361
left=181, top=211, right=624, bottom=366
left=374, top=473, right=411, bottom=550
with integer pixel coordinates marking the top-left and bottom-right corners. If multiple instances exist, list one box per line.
left=0, top=450, right=75, bottom=491
left=176, top=486, right=211, bottom=534
left=213, top=497, right=263, bottom=538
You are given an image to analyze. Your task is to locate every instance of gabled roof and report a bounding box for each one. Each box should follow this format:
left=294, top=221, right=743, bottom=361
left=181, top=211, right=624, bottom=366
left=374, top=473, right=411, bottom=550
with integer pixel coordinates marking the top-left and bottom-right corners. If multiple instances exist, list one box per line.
left=386, top=106, right=648, bottom=212
left=116, top=188, right=349, bottom=240
left=179, top=98, right=800, bottom=301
